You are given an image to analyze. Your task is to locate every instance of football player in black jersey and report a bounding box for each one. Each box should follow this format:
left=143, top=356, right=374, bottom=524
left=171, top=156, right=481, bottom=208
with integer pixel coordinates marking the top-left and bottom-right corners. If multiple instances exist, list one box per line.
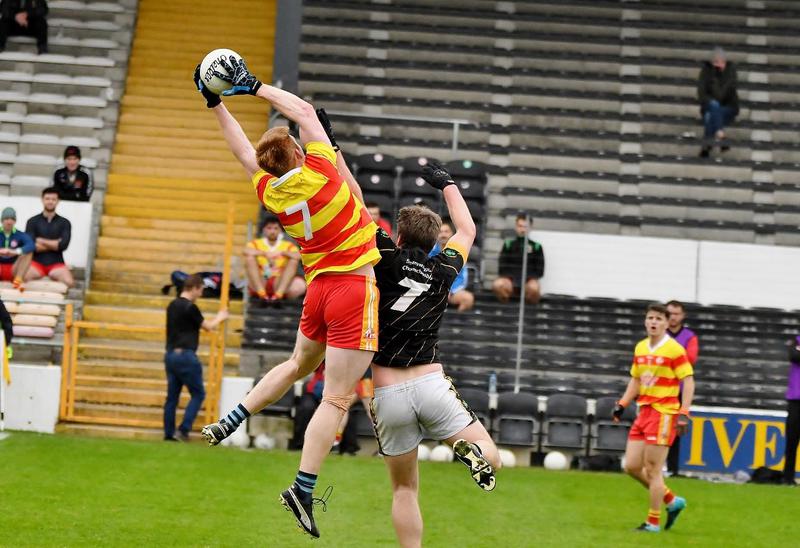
left=364, top=162, right=501, bottom=548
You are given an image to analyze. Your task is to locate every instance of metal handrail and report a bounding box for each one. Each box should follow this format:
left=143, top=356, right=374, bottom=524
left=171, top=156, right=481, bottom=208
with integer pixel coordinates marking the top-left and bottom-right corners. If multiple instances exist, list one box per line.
left=270, top=109, right=477, bottom=152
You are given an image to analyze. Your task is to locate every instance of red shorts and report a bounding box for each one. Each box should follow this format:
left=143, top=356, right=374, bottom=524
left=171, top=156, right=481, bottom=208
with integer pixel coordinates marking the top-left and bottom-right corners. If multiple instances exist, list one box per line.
left=31, top=261, right=66, bottom=276
left=628, top=405, right=677, bottom=446
left=300, top=274, right=379, bottom=352
left=0, top=263, right=13, bottom=281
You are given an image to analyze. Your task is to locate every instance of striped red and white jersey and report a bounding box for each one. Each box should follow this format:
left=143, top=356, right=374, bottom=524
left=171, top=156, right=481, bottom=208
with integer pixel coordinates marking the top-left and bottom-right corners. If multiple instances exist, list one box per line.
left=630, top=335, right=693, bottom=414
left=251, top=142, right=380, bottom=283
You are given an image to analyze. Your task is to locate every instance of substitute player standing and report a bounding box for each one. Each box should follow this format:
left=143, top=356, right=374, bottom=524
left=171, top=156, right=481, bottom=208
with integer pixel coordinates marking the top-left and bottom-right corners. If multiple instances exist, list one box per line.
left=193, top=57, right=380, bottom=539
left=613, top=303, right=695, bottom=533
left=365, top=161, right=501, bottom=547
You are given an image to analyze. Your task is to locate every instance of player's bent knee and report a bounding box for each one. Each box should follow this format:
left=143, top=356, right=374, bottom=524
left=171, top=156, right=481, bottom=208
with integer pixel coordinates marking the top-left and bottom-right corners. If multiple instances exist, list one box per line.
left=322, top=393, right=352, bottom=413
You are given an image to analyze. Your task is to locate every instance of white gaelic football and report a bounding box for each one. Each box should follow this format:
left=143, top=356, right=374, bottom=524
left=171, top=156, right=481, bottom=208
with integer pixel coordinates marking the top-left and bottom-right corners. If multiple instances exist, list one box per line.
left=417, top=444, right=431, bottom=461
left=543, top=450, right=569, bottom=471
left=498, top=448, right=517, bottom=468
left=430, top=444, right=454, bottom=462
left=199, top=48, right=242, bottom=95
left=253, top=433, right=276, bottom=450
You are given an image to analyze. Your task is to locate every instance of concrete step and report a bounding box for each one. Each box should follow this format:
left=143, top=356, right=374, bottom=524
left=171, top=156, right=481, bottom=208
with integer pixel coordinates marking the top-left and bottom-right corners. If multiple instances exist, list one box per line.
left=100, top=214, right=249, bottom=235
left=74, top=384, right=191, bottom=407
left=95, top=244, right=230, bottom=266
left=85, top=291, right=244, bottom=314
left=107, top=163, right=255, bottom=181
left=76, top=374, right=167, bottom=390
left=92, top=258, right=236, bottom=276
left=117, top=109, right=265, bottom=132
left=99, top=225, right=250, bottom=246
left=90, top=269, right=202, bottom=286
left=121, top=92, right=268, bottom=116
left=105, top=182, right=253, bottom=203
left=77, top=358, right=167, bottom=379
left=77, top=338, right=239, bottom=366
left=81, top=304, right=243, bottom=330
left=72, top=402, right=179, bottom=424
left=113, top=141, right=253, bottom=163
left=80, top=326, right=241, bottom=347
left=87, top=280, right=162, bottom=294
left=100, top=200, right=259, bottom=223
left=107, top=173, right=252, bottom=194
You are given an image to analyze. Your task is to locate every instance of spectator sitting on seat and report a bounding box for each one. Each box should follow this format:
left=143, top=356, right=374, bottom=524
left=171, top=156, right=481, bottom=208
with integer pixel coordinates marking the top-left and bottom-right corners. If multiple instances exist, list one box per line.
left=0, top=207, right=33, bottom=290
left=244, top=215, right=305, bottom=304
left=24, top=187, right=73, bottom=287
left=697, top=46, right=738, bottom=158
left=365, top=200, right=392, bottom=236
left=492, top=214, right=544, bottom=304
left=53, top=145, right=93, bottom=202
left=0, top=0, right=48, bottom=54
left=429, top=219, right=474, bottom=312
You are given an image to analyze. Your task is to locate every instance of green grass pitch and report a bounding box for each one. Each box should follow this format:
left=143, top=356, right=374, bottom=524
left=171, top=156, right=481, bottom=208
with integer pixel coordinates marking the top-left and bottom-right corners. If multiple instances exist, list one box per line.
left=0, top=432, right=796, bottom=547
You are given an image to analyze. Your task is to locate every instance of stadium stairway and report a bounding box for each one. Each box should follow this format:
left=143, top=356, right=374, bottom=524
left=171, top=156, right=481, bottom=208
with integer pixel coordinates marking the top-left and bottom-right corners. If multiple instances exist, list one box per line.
left=59, top=0, right=278, bottom=440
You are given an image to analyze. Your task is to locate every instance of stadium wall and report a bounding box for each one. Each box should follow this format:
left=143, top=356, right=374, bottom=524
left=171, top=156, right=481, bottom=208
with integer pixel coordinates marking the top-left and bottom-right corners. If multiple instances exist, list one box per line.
left=2, top=198, right=93, bottom=268
left=3, top=365, right=60, bottom=433
left=534, top=230, right=800, bottom=309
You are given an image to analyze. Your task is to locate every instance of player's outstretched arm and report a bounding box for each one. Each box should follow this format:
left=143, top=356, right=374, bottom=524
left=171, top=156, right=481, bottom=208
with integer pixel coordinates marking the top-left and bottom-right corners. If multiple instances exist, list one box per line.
left=213, top=56, right=330, bottom=146
left=423, top=162, right=476, bottom=254
left=194, top=65, right=259, bottom=176
left=212, top=103, right=259, bottom=177
left=316, top=108, right=365, bottom=204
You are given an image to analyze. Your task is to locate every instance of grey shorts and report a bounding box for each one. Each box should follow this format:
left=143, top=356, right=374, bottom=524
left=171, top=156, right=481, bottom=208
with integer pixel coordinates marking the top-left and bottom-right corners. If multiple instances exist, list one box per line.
left=370, top=371, right=477, bottom=456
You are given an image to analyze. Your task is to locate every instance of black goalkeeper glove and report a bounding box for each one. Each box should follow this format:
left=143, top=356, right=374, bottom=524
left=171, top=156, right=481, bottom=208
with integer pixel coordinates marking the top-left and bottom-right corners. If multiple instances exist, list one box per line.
left=214, top=56, right=262, bottom=96
left=611, top=401, right=627, bottom=422
left=193, top=64, right=221, bottom=108
left=315, top=108, right=340, bottom=151
left=421, top=162, right=455, bottom=191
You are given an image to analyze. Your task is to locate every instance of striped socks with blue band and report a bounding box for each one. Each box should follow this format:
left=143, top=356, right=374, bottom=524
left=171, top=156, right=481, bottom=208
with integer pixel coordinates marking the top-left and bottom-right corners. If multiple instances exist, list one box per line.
left=223, top=403, right=250, bottom=430
left=293, top=471, right=318, bottom=503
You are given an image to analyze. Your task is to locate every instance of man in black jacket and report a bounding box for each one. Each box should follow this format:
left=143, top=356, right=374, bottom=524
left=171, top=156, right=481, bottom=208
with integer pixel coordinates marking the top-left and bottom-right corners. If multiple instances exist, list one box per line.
left=0, top=0, right=47, bottom=54
left=492, top=214, right=545, bottom=304
left=24, top=187, right=73, bottom=287
left=697, top=47, right=738, bottom=158
left=52, top=145, right=92, bottom=202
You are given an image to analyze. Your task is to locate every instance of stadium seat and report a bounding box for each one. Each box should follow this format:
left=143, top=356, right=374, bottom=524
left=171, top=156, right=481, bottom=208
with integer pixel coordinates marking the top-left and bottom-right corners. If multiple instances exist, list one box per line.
left=398, top=194, right=439, bottom=211
left=257, top=382, right=296, bottom=417
left=456, top=387, right=490, bottom=429
left=400, top=155, right=439, bottom=175
left=400, top=174, right=439, bottom=198
left=352, top=152, right=398, bottom=175
left=444, top=159, right=488, bottom=179
left=592, top=396, right=636, bottom=453
left=542, top=394, right=588, bottom=451
left=362, top=192, right=394, bottom=218
left=348, top=405, right=377, bottom=438
left=356, top=171, right=395, bottom=196
left=495, top=391, right=540, bottom=448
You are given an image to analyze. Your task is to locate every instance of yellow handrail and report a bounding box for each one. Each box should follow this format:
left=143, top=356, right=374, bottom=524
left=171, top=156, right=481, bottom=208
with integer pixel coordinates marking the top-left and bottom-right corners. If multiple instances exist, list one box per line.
left=60, top=198, right=239, bottom=429
left=58, top=303, right=73, bottom=420
left=206, top=200, right=236, bottom=423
